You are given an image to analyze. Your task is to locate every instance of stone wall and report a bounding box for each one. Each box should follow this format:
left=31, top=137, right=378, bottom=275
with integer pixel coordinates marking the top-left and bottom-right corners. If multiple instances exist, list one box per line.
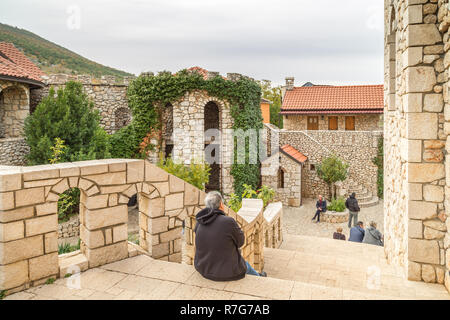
left=277, top=129, right=381, bottom=200
left=0, top=138, right=29, bottom=165
left=0, top=159, right=267, bottom=296
left=58, top=216, right=80, bottom=240
left=263, top=202, right=283, bottom=249
left=384, top=0, right=449, bottom=291
left=30, top=74, right=135, bottom=134
left=283, top=114, right=382, bottom=131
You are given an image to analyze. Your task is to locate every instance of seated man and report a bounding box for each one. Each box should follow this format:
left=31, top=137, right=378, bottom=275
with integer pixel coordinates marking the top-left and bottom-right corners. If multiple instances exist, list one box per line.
left=348, top=221, right=365, bottom=243
left=194, top=191, right=266, bottom=281
left=333, top=227, right=346, bottom=240
left=363, top=221, right=384, bottom=247
left=312, top=195, right=327, bottom=223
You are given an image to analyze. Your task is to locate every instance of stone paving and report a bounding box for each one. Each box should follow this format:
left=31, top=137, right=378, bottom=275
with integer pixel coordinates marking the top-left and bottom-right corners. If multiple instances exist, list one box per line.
left=283, top=198, right=384, bottom=240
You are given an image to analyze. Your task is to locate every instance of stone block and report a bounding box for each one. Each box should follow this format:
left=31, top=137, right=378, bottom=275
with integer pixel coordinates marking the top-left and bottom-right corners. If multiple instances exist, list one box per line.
left=80, top=225, right=104, bottom=248
left=151, top=242, right=169, bottom=259
left=423, top=219, right=447, bottom=232
left=421, top=264, right=436, bottom=283
left=29, top=252, right=59, bottom=281
left=108, top=162, right=126, bottom=173
left=145, top=162, right=168, bottom=182
left=408, top=201, right=437, bottom=220
left=0, top=192, right=14, bottom=210
left=408, top=239, right=440, bottom=264
left=79, top=163, right=108, bottom=176
left=51, top=178, right=69, bottom=194
left=122, top=184, right=137, bottom=198
left=108, top=193, right=118, bottom=207
left=409, top=220, right=423, bottom=239
left=84, top=172, right=126, bottom=186
left=159, top=227, right=182, bottom=243
left=423, top=185, right=444, bottom=202
left=424, top=94, right=444, bottom=112
left=85, top=241, right=128, bottom=268
left=153, top=182, right=169, bottom=197
left=400, top=139, right=422, bottom=162
left=25, top=214, right=57, bottom=236
left=402, top=46, right=423, bottom=68
left=78, top=178, right=94, bottom=191
left=0, top=260, right=29, bottom=290
left=24, top=178, right=62, bottom=189
left=59, top=253, right=88, bottom=278
left=127, top=161, right=145, bottom=184
left=424, top=227, right=446, bottom=240
left=44, top=232, right=58, bottom=254
left=0, top=235, right=44, bottom=265
left=84, top=205, right=128, bottom=230
left=169, top=175, right=185, bottom=193
left=165, top=193, right=184, bottom=211
left=408, top=183, right=423, bottom=201
left=408, top=163, right=444, bottom=183
left=403, top=93, right=422, bottom=113
left=408, top=261, right=422, bottom=281
left=149, top=216, right=169, bottom=234
left=0, top=206, right=34, bottom=223
left=85, top=194, right=108, bottom=210
left=86, top=185, right=100, bottom=196
left=15, top=187, right=45, bottom=207
left=36, top=202, right=57, bottom=216
left=184, top=183, right=199, bottom=206
left=105, top=228, right=112, bottom=245
left=139, top=196, right=164, bottom=218
left=0, top=173, right=22, bottom=192
left=23, top=167, right=59, bottom=181
left=113, top=224, right=128, bottom=243
left=406, top=24, right=442, bottom=47
left=0, top=220, right=24, bottom=242
left=407, top=113, right=438, bottom=139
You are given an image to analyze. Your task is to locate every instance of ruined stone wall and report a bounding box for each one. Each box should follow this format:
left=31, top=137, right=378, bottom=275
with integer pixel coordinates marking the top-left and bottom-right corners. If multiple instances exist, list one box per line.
left=0, top=138, right=29, bottom=165
left=30, top=74, right=135, bottom=134
left=384, top=0, right=448, bottom=290
left=283, top=114, right=382, bottom=131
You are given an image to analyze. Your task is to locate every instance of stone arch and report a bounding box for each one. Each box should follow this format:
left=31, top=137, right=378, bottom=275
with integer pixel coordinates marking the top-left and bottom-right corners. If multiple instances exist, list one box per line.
left=0, top=84, right=29, bottom=138
left=114, top=107, right=132, bottom=131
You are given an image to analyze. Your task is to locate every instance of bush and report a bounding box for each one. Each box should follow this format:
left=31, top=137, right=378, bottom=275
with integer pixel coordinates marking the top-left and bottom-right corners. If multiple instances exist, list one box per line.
left=24, top=81, right=111, bottom=165
left=327, top=198, right=346, bottom=212
left=158, top=155, right=211, bottom=190
left=227, top=193, right=243, bottom=212
left=229, top=184, right=275, bottom=211
left=58, top=239, right=80, bottom=254
left=58, top=188, right=80, bottom=222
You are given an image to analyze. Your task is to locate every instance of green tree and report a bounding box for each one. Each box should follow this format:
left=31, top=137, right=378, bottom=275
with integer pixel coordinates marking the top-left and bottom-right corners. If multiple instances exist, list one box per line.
left=316, top=155, right=349, bottom=199
left=24, top=81, right=111, bottom=165
left=258, top=80, right=283, bottom=128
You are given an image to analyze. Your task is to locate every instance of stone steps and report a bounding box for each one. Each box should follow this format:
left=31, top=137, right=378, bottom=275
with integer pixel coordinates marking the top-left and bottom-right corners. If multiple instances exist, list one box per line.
left=262, top=234, right=450, bottom=299
left=359, top=196, right=379, bottom=208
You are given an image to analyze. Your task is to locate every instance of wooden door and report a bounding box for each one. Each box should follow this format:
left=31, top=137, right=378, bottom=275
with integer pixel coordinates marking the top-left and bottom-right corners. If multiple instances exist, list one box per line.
left=307, top=116, right=319, bottom=130
left=328, top=116, right=338, bottom=130
left=345, top=116, right=355, bottom=131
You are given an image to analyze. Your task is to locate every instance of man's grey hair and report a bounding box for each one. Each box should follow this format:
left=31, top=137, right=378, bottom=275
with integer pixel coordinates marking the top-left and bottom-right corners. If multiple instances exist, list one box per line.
left=205, top=191, right=223, bottom=210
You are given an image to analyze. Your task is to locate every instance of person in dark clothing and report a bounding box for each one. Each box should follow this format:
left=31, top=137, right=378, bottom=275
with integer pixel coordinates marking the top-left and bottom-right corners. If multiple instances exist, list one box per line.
left=345, top=193, right=361, bottom=228
left=312, top=195, right=327, bottom=223
left=194, top=191, right=266, bottom=281
left=333, top=227, right=346, bottom=241
left=348, top=221, right=365, bottom=243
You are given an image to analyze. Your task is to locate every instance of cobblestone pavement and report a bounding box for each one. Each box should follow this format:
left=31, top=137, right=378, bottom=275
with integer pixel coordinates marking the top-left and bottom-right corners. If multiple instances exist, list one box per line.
left=282, top=198, right=384, bottom=240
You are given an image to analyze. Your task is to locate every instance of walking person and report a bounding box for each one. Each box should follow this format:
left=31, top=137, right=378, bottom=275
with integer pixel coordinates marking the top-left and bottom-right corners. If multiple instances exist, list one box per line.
left=345, top=192, right=360, bottom=228
left=363, top=221, right=384, bottom=247
left=312, top=195, right=327, bottom=223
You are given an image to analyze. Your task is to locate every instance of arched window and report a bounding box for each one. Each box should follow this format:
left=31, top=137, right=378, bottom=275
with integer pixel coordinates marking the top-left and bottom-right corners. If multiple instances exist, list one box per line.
left=278, top=168, right=285, bottom=189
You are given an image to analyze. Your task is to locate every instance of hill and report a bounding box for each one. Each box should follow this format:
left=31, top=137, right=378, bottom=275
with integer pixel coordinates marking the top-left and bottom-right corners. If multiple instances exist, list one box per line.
left=0, top=22, right=133, bottom=78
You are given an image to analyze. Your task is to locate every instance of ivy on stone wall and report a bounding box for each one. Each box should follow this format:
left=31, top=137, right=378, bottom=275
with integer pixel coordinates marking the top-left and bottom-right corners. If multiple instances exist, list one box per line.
left=109, top=69, right=263, bottom=196
left=372, top=136, right=384, bottom=199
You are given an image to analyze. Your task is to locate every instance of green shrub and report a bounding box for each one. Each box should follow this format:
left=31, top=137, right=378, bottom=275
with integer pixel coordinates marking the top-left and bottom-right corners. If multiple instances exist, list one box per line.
left=372, top=136, right=384, bottom=199
left=24, top=81, right=111, bottom=165
left=227, top=193, right=242, bottom=212
left=58, top=188, right=80, bottom=222
left=257, top=185, right=275, bottom=208
left=45, top=278, right=56, bottom=285
left=327, top=198, right=346, bottom=212
left=58, top=239, right=81, bottom=254
left=228, top=184, right=275, bottom=212
left=158, top=155, right=211, bottom=190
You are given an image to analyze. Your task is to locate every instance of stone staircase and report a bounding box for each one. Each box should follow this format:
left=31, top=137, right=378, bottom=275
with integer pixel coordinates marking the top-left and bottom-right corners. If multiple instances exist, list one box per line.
left=344, top=179, right=379, bottom=208
left=6, top=234, right=449, bottom=300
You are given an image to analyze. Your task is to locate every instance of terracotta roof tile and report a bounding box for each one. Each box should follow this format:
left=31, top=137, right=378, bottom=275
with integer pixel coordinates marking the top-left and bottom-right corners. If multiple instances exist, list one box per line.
left=0, top=42, right=45, bottom=84
left=281, top=85, right=383, bottom=114
left=280, top=144, right=307, bottom=164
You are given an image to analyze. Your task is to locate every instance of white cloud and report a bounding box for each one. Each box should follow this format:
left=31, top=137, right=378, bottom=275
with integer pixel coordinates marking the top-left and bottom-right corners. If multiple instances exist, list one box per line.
left=0, top=0, right=384, bottom=85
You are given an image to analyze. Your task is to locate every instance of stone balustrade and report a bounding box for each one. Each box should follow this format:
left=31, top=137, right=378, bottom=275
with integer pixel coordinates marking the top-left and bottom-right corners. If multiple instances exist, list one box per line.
left=263, top=202, right=283, bottom=249
left=0, top=159, right=268, bottom=296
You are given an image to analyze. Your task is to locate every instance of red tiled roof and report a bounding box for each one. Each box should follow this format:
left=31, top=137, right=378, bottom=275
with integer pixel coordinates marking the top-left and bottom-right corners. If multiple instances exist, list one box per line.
left=0, top=42, right=45, bottom=85
left=281, top=85, right=384, bottom=114
left=280, top=144, right=307, bottom=164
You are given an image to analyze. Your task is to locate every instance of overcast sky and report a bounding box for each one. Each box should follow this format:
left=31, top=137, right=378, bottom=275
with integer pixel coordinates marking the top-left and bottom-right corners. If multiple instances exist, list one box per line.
left=0, top=0, right=384, bottom=86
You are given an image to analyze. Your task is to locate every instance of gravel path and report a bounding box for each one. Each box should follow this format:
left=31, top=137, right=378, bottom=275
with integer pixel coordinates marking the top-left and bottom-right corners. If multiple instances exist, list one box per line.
left=282, top=198, right=384, bottom=240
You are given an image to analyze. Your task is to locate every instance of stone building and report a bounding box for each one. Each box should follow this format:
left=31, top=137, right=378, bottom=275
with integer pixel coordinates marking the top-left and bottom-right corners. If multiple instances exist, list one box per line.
left=0, top=42, right=45, bottom=166
left=262, top=80, right=383, bottom=207
left=383, top=0, right=449, bottom=291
